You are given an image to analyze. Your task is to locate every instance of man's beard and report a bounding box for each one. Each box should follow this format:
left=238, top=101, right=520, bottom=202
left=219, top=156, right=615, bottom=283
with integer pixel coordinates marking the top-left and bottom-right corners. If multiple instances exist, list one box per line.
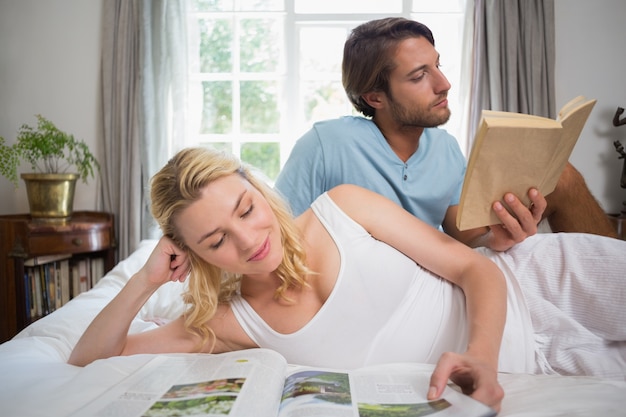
left=388, top=96, right=451, bottom=128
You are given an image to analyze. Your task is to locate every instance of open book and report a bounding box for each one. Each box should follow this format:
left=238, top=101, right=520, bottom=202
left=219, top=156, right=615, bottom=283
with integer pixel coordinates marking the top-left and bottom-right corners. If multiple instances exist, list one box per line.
left=69, top=349, right=495, bottom=417
left=456, top=96, right=597, bottom=231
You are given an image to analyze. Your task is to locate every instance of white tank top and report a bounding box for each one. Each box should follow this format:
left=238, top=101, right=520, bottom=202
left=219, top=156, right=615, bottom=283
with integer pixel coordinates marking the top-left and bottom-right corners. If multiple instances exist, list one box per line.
left=230, top=192, right=535, bottom=372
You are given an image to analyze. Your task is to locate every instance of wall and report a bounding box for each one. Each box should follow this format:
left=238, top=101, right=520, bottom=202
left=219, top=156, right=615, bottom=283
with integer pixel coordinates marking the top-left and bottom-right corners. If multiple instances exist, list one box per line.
left=0, top=1, right=624, bottom=216
left=0, top=0, right=103, bottom=215
left=555, top=0, right=626, bottom=214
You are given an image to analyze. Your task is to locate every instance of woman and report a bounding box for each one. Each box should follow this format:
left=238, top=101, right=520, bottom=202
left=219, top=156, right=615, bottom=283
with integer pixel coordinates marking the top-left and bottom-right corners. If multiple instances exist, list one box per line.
left=69, top=147, right=626, bottom=412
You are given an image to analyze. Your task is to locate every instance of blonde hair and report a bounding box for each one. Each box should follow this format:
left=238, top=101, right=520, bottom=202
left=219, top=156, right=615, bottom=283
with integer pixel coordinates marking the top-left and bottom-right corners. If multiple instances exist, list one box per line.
left=150, top=147, right=311, bottom=348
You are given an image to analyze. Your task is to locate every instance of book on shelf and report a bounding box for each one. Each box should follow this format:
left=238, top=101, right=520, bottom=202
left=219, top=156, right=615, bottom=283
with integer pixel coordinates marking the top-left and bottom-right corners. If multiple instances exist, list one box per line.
left=456, top=96, right=597, bottom=231
left=71, top=263, right=80, bottom=299
left=90, top=257, right=105, bottom=288
left=44, top=263, right=54, bottom=314
left=77, top=259, right=89, bottom=295
left=24, top=253, right=71, bottom=267
left=23, top=255, right=104, bottom=320
left=69, top=348, right=496, bottom=417
left=59, top=259, right=71, bottom=306
left=28, top=268, right=43, bottom=318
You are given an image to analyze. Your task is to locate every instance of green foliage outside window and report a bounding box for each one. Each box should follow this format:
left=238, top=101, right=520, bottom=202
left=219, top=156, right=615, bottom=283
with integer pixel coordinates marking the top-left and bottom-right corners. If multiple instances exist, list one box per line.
left=201, top=81, right=232, bottom=134
left=240, top=81, right=279, bottom=134
left=241, top=142, right=280, bottom=180
left=198, top=18, right=232, bottom=73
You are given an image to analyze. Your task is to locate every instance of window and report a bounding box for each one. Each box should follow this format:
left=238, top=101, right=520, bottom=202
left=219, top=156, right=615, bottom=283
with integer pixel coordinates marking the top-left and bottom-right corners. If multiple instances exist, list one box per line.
left=186, top=0, right=467, bottom=181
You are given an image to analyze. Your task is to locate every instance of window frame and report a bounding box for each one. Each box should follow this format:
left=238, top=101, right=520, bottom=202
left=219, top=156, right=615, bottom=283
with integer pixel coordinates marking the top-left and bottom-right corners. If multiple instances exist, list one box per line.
left=186, top=1, right=467, bottom=179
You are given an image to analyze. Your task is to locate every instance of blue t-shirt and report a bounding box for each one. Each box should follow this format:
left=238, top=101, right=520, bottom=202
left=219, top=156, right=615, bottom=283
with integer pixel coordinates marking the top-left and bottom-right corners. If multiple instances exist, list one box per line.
left=275, top=116, right=467, bottom=229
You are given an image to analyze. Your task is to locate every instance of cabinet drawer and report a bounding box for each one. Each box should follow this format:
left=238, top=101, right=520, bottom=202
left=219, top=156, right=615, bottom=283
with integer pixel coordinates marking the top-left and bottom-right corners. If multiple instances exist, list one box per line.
left=27, top=228, right=112, bottom=255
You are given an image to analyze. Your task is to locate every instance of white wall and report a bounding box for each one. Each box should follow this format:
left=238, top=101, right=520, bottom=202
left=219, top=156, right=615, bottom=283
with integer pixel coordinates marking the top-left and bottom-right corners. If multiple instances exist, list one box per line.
left=555, top=0, right=626, bottom=214
left=0, top=1, right=624, bottom=216
left=0, top=0, right=103, bottom=215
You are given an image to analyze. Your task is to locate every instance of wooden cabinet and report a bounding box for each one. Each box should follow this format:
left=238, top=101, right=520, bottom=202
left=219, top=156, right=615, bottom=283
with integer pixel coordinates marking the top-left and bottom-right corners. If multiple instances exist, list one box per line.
left=0, top=211, right=116, bottom=342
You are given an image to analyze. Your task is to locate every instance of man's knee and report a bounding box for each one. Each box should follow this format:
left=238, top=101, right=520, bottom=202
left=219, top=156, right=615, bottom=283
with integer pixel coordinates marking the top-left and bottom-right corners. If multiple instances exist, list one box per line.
left=557, top=162, right=587, bottom=194
left=545, top=163, right=582, bottom=216
left=545, top=163, right=618, bottom=237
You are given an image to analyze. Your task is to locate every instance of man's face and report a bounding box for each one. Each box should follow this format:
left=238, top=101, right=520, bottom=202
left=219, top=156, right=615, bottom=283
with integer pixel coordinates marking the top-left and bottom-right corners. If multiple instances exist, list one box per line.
left=384, top=36, right=452, bottom=128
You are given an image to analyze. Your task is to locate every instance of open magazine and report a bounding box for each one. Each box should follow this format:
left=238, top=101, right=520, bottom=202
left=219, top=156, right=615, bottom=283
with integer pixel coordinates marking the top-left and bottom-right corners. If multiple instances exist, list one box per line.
left=70, top=348, right=496, bottom=417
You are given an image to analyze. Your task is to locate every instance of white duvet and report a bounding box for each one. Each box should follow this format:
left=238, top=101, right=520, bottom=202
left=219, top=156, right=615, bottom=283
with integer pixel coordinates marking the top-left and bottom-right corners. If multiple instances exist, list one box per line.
left=0, top=239, right=624, bottom=417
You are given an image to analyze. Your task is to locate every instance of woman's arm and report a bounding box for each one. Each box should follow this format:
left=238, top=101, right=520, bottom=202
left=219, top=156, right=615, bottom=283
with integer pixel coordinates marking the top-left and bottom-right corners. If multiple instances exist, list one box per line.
left=328, top=184, right=506, bottom=410
left=68, top=236, right=192, bottom=366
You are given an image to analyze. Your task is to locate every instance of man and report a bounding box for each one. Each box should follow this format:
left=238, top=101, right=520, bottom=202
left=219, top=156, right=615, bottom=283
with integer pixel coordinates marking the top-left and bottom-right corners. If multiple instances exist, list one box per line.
left=275, top=17, right=616, bottom=251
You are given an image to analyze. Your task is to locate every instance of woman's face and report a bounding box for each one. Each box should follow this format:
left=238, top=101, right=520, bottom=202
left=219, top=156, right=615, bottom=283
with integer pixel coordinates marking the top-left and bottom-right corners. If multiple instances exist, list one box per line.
left=175, top=174, right=283, bottom=277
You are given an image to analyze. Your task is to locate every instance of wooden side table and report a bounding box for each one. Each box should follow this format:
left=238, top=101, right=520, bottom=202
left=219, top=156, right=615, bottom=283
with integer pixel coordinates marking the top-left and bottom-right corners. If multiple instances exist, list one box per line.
left=0, top=211, right=116, bottom=342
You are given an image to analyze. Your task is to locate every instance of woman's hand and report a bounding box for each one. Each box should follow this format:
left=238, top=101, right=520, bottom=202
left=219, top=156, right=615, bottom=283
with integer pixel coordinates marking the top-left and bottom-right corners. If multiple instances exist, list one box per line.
left=428, top=351, right=504, bottom=413
left=138, top=236, right=190, bottom=287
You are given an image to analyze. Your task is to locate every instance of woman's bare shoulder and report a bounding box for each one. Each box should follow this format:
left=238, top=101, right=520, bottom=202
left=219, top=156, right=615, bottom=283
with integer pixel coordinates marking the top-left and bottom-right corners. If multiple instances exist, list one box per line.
left=206, top=304, right=259, bottom=353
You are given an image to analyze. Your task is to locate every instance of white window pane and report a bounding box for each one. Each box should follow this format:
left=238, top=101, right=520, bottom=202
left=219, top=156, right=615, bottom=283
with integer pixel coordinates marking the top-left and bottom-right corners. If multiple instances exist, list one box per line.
left=299, top=27, right=347, bottom=76
left=189, top=0, right=234, bottom=12
left=189, top=0, right=284, bottom=12
left=240, top=17, right=283, bottom=73
left=300, top=80, right=352, bottom=126
left=198, top=80, right=233, bottom=134
left=241, top=142, right=281, bottom=179
left=188, top=17, right=233, bottom=73
left=412, top=0, right=465, bottom=13
left=295, top=0, right=401, bottom=14
left=240, top=80, right=280, bottom=134
left=239, top=0, right=284, bottom=11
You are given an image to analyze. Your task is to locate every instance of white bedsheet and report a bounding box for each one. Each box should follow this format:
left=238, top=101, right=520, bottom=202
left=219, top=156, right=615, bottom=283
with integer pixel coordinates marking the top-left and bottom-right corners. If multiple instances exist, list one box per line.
left=0, top=239, right=624, bottom=417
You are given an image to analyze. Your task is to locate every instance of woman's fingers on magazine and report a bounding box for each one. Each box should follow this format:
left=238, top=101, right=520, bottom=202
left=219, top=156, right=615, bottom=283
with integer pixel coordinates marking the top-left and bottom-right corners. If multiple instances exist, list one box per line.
left=429, top=351, right=503, bottom=412
left=468, top=370, right=504, bottom=413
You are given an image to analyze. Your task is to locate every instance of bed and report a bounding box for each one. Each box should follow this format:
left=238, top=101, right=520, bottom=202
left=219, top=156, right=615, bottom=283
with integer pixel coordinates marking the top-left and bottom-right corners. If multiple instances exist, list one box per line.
left=0, top=239, right=624, bottom=417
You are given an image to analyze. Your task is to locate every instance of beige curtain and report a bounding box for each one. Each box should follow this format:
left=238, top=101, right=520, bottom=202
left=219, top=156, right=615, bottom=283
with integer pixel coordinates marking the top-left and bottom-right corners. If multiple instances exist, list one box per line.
left=467, top=0, right=556, bottom=142
left=100, top=1, right=141, bottom=261
left=100, top=0, right=186, bottom=260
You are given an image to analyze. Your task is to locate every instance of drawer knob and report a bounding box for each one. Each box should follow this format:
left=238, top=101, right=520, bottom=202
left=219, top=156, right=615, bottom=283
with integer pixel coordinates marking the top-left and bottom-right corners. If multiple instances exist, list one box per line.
left=72, top=238, right=83, bottom=246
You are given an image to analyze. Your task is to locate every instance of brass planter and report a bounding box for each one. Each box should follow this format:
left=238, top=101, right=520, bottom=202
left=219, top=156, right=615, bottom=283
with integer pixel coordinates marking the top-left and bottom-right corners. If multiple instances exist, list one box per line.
left=21, top=173, right=78, bottom=223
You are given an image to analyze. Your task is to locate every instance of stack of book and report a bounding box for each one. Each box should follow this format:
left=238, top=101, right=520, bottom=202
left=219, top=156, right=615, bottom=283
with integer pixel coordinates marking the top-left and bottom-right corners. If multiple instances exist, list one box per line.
left=23, top=254, right=106, bottom=321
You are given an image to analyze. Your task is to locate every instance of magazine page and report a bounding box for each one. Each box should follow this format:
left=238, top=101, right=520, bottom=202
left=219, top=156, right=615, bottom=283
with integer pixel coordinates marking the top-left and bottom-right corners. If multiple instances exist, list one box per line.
left=349, top=363, right=496, bottom=417
left=278, top=363, right=495, bottom=417
left=279, top=367, right=354, bottom=417
left=70, top=348, right=287, bottom=417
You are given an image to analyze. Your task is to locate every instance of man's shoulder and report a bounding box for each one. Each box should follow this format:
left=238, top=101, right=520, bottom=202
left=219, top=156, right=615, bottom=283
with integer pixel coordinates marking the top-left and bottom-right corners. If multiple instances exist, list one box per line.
left=422, top=127, right=463, bottom=151
left=312, top=116, right=377, bottom=137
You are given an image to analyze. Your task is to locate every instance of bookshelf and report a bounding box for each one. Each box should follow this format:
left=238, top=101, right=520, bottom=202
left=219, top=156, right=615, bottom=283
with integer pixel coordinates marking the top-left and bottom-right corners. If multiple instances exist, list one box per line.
left=0, top=211, right=116, bottom=343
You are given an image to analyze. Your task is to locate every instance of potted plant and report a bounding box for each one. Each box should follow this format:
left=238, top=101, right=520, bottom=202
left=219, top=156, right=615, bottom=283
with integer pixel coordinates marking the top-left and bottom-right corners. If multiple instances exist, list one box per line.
left=0, top=115, right=100, bottom=222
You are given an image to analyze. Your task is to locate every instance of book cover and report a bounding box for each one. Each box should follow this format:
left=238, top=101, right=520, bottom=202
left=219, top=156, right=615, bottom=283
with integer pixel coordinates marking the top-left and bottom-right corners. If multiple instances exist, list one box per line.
left=456, top=96, right=596, bottom=231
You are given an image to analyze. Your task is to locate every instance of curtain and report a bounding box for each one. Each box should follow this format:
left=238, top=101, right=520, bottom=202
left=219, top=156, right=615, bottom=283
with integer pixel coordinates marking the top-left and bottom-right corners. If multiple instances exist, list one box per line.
left=466, top=0, right=556, bottom=142
left=137, top=0, right=188, bottom=242
left=100, top=1, right=141, bottom=261
left=100, top=0, right=187, bottom=260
